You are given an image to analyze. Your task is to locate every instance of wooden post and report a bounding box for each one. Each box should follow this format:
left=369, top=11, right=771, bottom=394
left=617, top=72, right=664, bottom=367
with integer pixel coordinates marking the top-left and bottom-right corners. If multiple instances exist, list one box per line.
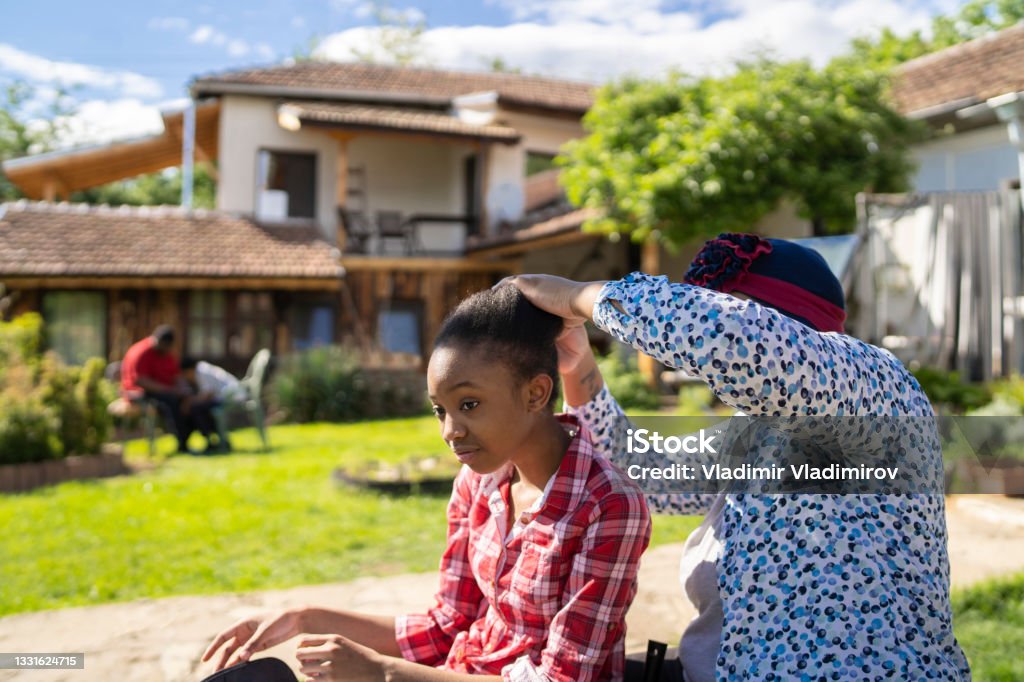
left=336, top=139, right=349, bottom=247
left=638, top=240, right=662, bottom=387
left=42, top=177, right=57, bottom=202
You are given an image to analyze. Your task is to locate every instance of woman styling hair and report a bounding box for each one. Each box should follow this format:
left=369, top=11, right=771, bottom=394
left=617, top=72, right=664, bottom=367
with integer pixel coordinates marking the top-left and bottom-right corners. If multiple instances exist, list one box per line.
left=508, top=233, right=970, bottom=681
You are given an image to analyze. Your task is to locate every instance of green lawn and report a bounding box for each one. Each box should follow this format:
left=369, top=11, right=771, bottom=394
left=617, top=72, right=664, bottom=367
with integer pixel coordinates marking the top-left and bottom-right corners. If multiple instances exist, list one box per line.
left=951, top=572, right=1024, bottom=681
left=0, top=418, right=701, bottom=616
left=5, top=418, right=1015, bottom=680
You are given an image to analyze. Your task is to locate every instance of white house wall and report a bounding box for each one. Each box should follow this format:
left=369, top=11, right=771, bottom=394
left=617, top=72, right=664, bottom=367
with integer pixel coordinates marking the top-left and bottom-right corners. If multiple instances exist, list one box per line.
left=483, top=111, right=587, bottom=233
left=912, top=124, right=1020, bottom=192
left=500, top=111, right=585, bottom=155
left=217, top=95, right=339, bottom=241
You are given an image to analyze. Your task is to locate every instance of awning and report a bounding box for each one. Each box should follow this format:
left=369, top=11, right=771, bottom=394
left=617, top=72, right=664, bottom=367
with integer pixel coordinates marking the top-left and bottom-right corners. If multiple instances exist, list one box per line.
left=2, top=101, right=220, bottom=200
left=277, top=101, right=521, bottom=144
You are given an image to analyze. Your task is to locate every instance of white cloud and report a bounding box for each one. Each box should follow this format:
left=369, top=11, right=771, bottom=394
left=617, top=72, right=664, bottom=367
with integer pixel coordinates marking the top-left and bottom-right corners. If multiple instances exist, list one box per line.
left=291, top=15, right=306, bottom=29
left=255, top=43, right=276, bottom=60
left=36, top=98, right=166, bottom=149
left=148, top=16, right=189, bottom=31
left=317, top=0, right=951, bottom=81
left=227, top=39, right=250, bottom=57
left=190, top=25, right=218, bottom=45
left=0, top=43, right=163, bottom=99
left=189, top=24, right=267, bottom=59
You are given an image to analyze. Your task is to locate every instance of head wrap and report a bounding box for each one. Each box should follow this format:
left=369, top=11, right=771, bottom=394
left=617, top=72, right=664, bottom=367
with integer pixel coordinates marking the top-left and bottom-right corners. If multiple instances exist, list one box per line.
left=683, top=232, right=846, bottom=333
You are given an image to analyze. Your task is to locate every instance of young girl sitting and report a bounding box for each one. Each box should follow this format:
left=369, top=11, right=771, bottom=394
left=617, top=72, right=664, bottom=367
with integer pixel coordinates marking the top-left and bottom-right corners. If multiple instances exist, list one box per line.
left=201, top=285, right=651, bottom=681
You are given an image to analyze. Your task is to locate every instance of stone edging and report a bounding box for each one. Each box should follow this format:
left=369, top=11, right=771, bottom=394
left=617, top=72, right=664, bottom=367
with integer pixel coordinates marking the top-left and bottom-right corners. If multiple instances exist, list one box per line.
left=0, top=448, right=127, bottom=493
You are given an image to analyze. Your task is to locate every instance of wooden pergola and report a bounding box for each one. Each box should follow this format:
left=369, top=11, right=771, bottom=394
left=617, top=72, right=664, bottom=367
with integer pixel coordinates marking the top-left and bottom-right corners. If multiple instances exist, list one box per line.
left=3, top=101, right=220, bottom=201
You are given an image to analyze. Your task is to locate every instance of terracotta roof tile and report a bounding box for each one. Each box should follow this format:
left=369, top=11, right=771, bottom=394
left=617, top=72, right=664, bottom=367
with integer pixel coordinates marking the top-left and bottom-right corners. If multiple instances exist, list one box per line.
left=0, top=201, right=343, bottom=280
left=193, top=61, right=594, bottom=113
left=281, top=101, right=521, bottom=142
left=892, top=23, right=1024, bottom=115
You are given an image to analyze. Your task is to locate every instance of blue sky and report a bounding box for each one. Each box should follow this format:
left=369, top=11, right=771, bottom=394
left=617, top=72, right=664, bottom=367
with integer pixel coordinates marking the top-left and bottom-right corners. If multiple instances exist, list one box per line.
left=1, top=0, right=962, bottom=147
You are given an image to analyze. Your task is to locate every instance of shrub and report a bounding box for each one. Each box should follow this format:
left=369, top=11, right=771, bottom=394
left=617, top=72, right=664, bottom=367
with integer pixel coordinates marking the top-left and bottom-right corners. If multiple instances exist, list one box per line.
left=597, top=353, right=662, bottom=412
left=0, top=390, right=62, bottom=464
left=911, top=367, right=991, bottom=414
left=36, top=355, right=115, bottom=455
left=271, top=346, right=427, bottom=423
left=677, top=383, right=715, bottom=416
left=0, top=314, right=114, bottom=463
left=0, top=313, right=45, bottom=382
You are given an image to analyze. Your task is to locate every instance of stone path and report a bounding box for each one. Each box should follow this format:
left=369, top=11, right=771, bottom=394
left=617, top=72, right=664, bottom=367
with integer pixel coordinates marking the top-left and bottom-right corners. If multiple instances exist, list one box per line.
left=2, top=495, right=1023, bottom=681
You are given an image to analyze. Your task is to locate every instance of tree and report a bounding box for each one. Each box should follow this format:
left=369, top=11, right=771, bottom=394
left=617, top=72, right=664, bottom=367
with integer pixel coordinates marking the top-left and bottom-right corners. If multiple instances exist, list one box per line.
left=0, top=80, right=72, bottom=201
left=848, top=0, right=1024, bottom=70
left=71, top=164, right=217, bottom=209
left=558, top=58, right=923, bottom=244
left=348, top=1, right=428, bottom=66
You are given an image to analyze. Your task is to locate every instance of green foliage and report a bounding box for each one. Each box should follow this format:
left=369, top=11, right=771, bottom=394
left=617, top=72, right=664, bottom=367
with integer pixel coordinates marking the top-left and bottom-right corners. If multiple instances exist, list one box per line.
left=70, top=163, right=217, bottom=209
left=0, top=80, right=74, bottom=201
left=989, top=375, right=1024, bottom=412
left=0, top=314, right=114, bottom=463
left=0, top=391, right=62, bottom=463
left=559, top=57, right=923, bottom=244
left=36, top=356, right=115, bottom=456
left=271, top=346, right=427, bottom=423
left=952, top=571, right=1024, bottom=680
left=846, top=0, right=1024, bottom=71
left=911, top=366, right=993, bottom=414
left=597, top=353, right=662, bottom=411
left=0, top=312, right=45, bottom=381
left=677, top=383, right=715, bottom=416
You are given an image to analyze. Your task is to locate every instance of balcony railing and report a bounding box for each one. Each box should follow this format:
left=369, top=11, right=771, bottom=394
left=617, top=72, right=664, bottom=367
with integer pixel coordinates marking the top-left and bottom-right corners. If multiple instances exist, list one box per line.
left=339, top=208, right=476, bottom=256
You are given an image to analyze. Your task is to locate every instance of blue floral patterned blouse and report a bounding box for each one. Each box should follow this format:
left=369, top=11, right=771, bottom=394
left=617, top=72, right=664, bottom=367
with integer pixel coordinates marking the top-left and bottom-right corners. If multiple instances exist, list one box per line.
left=568, top=272, right=971, bottom=681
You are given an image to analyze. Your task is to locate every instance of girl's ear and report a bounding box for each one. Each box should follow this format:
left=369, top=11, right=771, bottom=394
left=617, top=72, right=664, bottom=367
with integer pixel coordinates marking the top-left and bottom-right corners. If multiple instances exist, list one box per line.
left=524, top=373, right=555, bottom=413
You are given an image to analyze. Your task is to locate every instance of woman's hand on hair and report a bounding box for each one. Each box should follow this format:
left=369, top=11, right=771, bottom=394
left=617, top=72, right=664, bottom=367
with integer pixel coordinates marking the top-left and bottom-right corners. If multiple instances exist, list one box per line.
left=497, top=274, right=604, bottom=326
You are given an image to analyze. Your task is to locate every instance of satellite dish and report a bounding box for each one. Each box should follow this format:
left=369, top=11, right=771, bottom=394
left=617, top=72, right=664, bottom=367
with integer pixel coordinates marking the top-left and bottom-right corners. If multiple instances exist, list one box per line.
left=486, top=182, right=524, bottom=223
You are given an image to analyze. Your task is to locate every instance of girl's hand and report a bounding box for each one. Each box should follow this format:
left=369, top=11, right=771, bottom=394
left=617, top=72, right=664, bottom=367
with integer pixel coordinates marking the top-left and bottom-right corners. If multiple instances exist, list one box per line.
left=201, top=608, right=304, bottom=672
left=296, top=634, right=382, bottom=681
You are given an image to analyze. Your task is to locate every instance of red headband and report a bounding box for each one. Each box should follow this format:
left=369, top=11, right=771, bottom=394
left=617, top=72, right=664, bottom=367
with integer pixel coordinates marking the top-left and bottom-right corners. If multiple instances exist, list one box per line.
left=731, top=272, right=846, bottom=333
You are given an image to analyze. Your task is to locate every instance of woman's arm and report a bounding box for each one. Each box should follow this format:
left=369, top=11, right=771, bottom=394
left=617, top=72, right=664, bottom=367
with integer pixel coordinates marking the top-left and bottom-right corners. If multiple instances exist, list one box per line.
left=510, top=273, right=886, bottom=418
left=293, top=634, right=502, bottom=681
left=201, top=607, right=399, bottom=672
left=559, top=326, right=718, bottom=515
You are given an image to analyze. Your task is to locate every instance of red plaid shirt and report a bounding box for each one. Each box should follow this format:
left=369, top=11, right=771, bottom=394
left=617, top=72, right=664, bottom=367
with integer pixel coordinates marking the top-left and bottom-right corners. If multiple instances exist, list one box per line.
left=395, top=415, right=651, bottom=681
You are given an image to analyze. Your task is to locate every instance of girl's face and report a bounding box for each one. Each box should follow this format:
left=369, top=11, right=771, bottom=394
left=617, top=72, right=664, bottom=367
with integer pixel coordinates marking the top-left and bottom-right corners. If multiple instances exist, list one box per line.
left=427, top=344, right=553, bottom=475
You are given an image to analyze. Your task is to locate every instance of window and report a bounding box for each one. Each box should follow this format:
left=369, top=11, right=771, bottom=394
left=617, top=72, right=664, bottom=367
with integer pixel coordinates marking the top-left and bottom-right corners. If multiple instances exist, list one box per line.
left=526, top=151, right=557, bottom=177
left=42, top=292, right=106, bottom=365
left=231, top=292, right=275, bottom=357
left=377, top=302, right=422, bottom=355
left=292, top=303, right=335, bottom=351
left=188, top=290, right=226, bottom=356
left=257, top=150, right=317, bottom=219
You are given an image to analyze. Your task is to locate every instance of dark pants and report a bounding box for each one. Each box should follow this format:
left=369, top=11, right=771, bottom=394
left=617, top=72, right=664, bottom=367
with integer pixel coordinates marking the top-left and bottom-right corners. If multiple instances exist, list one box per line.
left=625, top=647, right=685, bottom=682
left=146, top=392, right=217, bottom=450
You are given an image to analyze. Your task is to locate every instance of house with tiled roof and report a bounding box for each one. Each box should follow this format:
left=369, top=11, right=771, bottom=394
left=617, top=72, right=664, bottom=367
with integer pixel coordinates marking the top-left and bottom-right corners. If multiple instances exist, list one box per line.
left=891, top=22, right=1024, bottom=193
left=0, top=61, right=621, bottom=370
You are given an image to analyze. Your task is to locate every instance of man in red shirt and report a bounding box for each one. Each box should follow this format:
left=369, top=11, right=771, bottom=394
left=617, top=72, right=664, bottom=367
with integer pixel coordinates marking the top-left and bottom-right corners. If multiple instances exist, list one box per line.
left=122, top=325, right=215, bottom=454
